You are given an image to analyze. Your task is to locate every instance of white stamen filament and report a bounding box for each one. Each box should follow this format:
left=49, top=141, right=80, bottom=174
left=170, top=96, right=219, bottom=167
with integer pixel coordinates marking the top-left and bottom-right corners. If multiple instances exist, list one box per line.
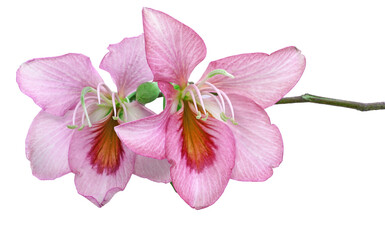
left=111, top=92, right=117, bottom=118
left=187, top=89, right=200, bottom=117
left=72, top=96, right=99, bottom=126
left=218, top=90, right=235, bottom=121
left=203, top=82, right=226, bottom=114
left=197, top=69, right=235, bottom=87
left=80, top=101, right=99, bottom=129
left=201, top=92, right=224, bottom=113
left=190, top=84, right=207, bottom=116
left=97, top=83, right=112, bottom=104
left=115, top=95, right=128, bottom=122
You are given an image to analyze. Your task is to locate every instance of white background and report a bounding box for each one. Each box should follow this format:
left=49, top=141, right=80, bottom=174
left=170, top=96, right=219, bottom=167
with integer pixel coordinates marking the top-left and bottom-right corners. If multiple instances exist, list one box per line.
left=1, top=0, right=385, bottom=239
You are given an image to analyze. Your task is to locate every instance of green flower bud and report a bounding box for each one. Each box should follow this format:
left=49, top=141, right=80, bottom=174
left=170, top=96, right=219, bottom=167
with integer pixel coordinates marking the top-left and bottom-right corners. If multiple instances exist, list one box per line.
left=136, top=82, right=160, bottom=104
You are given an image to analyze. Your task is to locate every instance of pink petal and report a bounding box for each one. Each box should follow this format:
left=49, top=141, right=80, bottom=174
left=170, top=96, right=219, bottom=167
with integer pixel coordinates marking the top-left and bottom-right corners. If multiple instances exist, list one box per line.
left=17, top=54, right=104, bottom=116
left=142, top=7, right=207, bottom=87
left=115, top=105, right=172, bottom=160
left=166, top=103, right=236, bottom=209
left=134, top=155, right=171, bottom=183
left=158, top=81, right=178, bottom=100
left=199, top=47, right=306, bottom=109
left=124, top=100, right=154, bottom=122
left=119, top=101, right=171, bottom=183
left=68, top=115, right=134, bottom=207
left=26, top=110, right=74, bottom=180
left=220, top=94, right=283, bottom=181
left=99, top=35, right=153, bottom=98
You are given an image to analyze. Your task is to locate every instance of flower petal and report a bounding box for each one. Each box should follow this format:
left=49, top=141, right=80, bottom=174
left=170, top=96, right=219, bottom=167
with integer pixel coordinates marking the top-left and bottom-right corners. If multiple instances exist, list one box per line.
left=142, top=7, right=207, bottom=87
left=68, top=115, right=134, bottom=207
left=115, top=105, right=172, bottom=160
left=118, top=101, right=171, bottom=183
left=158, top=81, right=178, bottom=100
left=166, top=103, right=235, bottom=209
left=26, top=110, right=74, bottom=180
left=99, top=35, right=153, bottom=98
left=17, top=53, right=104, bottom=116
left=134, top=155, right=171, bottom=183
left=124, top=100, right=154, bottom=122
left=199, top=47, right=306, bottom=108
left=204, top=93, right=283, bottom=181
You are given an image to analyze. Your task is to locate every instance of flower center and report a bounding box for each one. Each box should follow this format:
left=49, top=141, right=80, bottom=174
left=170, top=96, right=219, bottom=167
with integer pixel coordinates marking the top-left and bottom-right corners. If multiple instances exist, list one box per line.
left=180, top=69, right=238, bottom=125
left=88, top=114, right=123, bottom=175
left=67, top=83, right=129, bottom=130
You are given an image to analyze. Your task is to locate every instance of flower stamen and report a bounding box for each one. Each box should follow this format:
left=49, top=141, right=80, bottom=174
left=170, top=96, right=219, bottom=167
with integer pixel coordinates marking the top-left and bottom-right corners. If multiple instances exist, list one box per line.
left=115, top=95, right=128, bottom=122
left=79, top=100, right=99, bottom=130
left=190, top=84, right=207, bottom=116
left=81, top=87, right=94, bottom=127
left=97, top=83, right=111, bottom=104
left=203, top=82, right=226, bottom=114
left=187, top=89, right=199, bottom=113
left=201, top=83, right=238, bottom=125
left=111, top=92, right=117, bottom=118
left=71, top=96, right=98, bottom=126
left=218, top=89, right=236, bottom=124
left=198, top=69, right=234, bottom=87
left=183, top=85, right=208, bottom=121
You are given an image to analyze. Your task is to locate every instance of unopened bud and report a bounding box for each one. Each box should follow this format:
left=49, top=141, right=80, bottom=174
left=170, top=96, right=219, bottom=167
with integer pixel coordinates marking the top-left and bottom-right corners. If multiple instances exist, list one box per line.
left=136, top=82, right=160, bottom=104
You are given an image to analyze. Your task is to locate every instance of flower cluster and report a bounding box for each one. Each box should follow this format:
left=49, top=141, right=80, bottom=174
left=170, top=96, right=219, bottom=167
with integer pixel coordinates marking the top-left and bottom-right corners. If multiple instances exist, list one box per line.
left=17, top=8, right=305, bottom=209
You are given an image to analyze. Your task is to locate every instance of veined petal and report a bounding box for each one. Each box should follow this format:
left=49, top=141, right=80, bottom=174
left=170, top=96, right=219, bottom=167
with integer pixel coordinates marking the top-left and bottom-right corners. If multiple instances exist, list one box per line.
left=143, top=8, right=207, bottom=87
left=68, top=114, right=134, bottom=207
left=26, top=110, right=74, bottom=180
left=115, top=104, right=172, bottom=160
left=205, top=93, right=283, bottom=181
left=134, top=155, right=171, bottom=183
left=100, top=35, right=153, bottom=98
left=158, top=81, right=178, bottom=100
left=199, top=47, right=306, bottom=109
left=17, top=53, right=104, bottom=116
left=166, top=103, right=235, bottom=209
left=120, top=101, right=171, bottom=183
left=124, top=100, right=154, bottom=122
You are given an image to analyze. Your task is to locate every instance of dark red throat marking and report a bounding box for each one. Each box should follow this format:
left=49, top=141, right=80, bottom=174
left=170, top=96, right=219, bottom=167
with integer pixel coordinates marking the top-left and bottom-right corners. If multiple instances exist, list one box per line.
left=181, top=102, right=217, bottom=172
left=87, top=117, right=123, bottom=175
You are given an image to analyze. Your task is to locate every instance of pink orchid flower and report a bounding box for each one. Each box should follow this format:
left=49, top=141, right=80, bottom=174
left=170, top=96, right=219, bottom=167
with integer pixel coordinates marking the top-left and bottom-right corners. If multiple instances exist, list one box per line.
left=17, top=35, right=171, bottom=207
left=115, top=8, right=306, bottom=209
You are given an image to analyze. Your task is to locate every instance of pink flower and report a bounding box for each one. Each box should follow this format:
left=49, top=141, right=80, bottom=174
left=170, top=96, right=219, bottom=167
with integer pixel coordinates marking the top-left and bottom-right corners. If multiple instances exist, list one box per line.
left=115, top=8, right=306, bottom=209
left=17, top=35, right=171, bottom=207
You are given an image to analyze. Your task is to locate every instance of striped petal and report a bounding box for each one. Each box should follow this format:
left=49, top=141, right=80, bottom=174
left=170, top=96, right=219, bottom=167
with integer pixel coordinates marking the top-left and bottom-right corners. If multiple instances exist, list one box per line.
left=17, top=53, right=104, bottom=116
left=115, top=104, right=172, bottom=160
left=100, top=35, right=153, bottom=98
left=68, top=113, right=134, bottom=207
left=26, top=110, right=74, bottom=180
left=198, top=47, right=306, bottom=108
left=134, top=155, right=171, bottom=183
left=143, top=8, right=206, bottom=87
left=204, top=93, right=283, bottom=181
left=166, top=102, right=235, bottom=209
left=121, top=101, right=171, bottom=183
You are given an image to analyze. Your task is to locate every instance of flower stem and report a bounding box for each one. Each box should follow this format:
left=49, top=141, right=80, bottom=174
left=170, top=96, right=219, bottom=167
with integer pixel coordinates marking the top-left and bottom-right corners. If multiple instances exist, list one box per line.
left=276, top=93, right=385, bottom=111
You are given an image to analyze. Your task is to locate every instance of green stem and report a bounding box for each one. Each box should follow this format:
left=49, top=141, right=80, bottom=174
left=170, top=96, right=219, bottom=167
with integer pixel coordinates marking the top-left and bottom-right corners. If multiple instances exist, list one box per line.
left=276, top=93, right=385, bottom=111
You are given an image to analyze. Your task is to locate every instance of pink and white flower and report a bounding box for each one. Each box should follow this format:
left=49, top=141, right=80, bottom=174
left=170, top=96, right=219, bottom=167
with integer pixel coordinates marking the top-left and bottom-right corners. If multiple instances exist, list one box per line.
left=115, top=8, right=306, bottom=209
left=17, top=35, right=171, bottom=207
